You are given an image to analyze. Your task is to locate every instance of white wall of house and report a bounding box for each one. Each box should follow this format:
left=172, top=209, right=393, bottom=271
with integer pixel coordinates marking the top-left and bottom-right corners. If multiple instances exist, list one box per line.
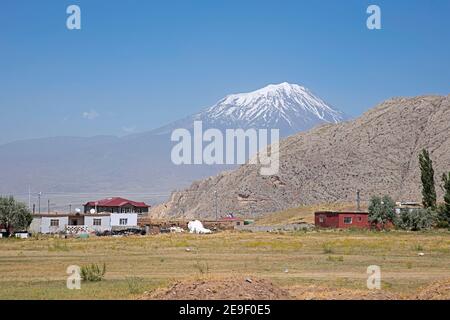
left=40, top=216, right=69, bottom=234
left=85, top=215, right=111, bottom=232
left=110, top=213, right=137, bottom=228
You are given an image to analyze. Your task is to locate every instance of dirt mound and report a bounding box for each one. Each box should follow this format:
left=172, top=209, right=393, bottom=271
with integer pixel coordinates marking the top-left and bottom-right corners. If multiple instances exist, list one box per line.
left=142, top=278, right=292, bottom=300
left=141, top=277, right=450, bottom=301
left=289, top=285, right=401, bottom=300
left=413, top=279, right=450, bottom=300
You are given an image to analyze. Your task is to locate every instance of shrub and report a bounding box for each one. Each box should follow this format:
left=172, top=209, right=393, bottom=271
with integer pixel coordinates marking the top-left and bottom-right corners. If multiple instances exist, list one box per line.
left=397, top=208, right=437, bottom=231
left=437, top=204, right=450, bottom=228
left=322, top=243, right=334, bottom=254
left=193, top=260, right=209, bottom=274
left=327, top=255, right=344, bottom=262
left=126, top=276, right=144, bottom=294
left=80, top=263, right=106, bottom=282
left=48, top=240, right=69, bottom=252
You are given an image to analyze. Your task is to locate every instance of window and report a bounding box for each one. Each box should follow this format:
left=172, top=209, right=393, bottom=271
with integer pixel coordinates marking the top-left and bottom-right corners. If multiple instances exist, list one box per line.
left=344, top=217, right=353, bottom=224
left=93, top=219, right=102, bottom=226
left=319, top=216, right=325, bottom=223
left=119, top=218, right=128, bottom=226
left=50, top=219, right=59, bottom=227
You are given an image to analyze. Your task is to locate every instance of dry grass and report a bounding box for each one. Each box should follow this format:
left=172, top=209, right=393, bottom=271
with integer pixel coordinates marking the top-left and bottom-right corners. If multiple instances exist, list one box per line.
left=0, top=230, right=449, bottom=299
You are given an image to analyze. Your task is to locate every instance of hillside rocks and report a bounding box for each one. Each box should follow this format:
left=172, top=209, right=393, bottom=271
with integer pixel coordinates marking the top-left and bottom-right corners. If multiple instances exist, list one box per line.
left=151, top=95, right=450, bottom=219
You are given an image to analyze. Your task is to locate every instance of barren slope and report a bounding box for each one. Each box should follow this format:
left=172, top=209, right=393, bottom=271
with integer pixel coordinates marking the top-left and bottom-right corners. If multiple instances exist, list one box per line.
left=152, top=95, right=450, bottom=219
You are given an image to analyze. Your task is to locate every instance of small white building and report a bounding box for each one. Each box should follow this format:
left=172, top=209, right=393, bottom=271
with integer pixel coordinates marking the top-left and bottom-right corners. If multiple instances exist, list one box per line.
left=29, top=212, right=138, bottom=235
left=29, top=215, right=69, bottom=234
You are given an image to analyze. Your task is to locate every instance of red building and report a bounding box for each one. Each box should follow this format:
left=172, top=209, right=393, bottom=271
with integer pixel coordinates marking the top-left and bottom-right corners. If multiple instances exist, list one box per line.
left=315, top=211, right=371, bottom=229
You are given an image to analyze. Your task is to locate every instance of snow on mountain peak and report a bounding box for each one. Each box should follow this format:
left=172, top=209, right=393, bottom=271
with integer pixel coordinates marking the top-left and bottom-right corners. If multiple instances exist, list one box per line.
left=221, top=82, right=306, bottom=105
left=200, top=82, right=346, bottom=135
left=152, top=82, right=347, bottom=137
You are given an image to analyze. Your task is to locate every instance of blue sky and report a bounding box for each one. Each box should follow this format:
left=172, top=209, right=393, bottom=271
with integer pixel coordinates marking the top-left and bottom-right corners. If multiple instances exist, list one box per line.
left=1, top=0, right=449, bottom=144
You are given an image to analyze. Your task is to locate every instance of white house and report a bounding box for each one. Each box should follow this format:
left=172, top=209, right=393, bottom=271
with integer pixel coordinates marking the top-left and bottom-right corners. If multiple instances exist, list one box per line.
left=29, top=215, right=69, bottom=234
left=111, top=213, right=138, bottom=228
left=29, top=212, right=138, bottom=235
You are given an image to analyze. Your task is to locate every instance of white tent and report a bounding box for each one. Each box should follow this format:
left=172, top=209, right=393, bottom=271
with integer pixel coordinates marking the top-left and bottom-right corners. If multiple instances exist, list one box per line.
left=188, top=220, right=212, bottom=234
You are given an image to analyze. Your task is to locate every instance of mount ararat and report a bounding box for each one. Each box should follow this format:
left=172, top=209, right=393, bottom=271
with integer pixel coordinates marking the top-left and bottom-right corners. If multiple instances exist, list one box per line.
left=0, top=83, right=345, bottom=208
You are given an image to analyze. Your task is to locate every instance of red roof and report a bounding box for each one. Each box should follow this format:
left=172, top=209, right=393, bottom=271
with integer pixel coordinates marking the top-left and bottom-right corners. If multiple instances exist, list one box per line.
left=315, top=211, right=369, bottom=215
left=84, top=197, right=150, bottom=208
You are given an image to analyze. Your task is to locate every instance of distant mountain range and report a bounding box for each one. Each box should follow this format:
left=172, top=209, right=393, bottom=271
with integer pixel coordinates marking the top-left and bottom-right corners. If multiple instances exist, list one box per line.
left=0, top=83, right=346, bottom=208
left=150, top=95, right=450, bottom=220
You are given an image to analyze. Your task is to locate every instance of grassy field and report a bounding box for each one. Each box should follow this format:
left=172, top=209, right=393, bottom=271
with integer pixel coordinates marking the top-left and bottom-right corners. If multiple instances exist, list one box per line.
left=1, top=230, right=449, bottom=299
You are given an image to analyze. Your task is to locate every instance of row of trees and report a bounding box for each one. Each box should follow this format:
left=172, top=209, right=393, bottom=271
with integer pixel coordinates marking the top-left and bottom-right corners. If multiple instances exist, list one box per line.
left=368, top=149, right=450, bottom=230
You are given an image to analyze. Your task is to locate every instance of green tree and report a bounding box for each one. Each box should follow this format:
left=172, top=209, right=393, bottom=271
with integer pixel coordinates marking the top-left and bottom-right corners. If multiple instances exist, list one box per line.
left=419, top=149, right=437, bottom=209
left=368, top=195, right=396, bottom=229
left=439, top=172, right=450, bottom=225
left=0, top=196, right=33, bottom=236
left=398, top=208, right=438, bottom=231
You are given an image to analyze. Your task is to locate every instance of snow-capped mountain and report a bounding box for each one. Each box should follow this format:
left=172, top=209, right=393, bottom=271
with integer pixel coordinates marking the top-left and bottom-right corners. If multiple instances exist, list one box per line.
left=153, top=82, right=346, bottom=137
left=1, top=82, right=346, bottom=208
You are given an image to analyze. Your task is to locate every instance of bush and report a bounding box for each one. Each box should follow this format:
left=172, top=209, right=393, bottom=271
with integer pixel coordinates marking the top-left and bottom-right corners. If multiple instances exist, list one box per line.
left=397, top=208, right=437, bottom=231
left=193, top=260, right=209, bottom=275
left=322, top=243, right=334, bottom=254
left=327, top=255, right=344, bottom=262
left=48, top=240, right=69, bottom=252
left=126, top=276, right=144, bottom=294
left=437, top=204, right=450, bottom=228
left=80, top=263, right=106, bottom=282
left=368, top=195, right=396, bottom=229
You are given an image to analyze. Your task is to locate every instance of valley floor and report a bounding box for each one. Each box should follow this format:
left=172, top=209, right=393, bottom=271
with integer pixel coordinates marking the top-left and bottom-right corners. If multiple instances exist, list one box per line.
left=0, top=230, right=449, bottom=300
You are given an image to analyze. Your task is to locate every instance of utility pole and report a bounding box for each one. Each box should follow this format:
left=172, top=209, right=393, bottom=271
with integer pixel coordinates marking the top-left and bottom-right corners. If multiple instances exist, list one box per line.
left=48, top=199, right=50, bottom=214
left=357, top=190, right=361, bottom=212
left=38, top=192, right=42, bottom=214
left=69, top=204, right=72, bottom=214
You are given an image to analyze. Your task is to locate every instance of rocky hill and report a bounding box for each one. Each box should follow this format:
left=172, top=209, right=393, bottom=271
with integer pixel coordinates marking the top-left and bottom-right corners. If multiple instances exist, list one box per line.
left=151, top=95, right=450, bottom=219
